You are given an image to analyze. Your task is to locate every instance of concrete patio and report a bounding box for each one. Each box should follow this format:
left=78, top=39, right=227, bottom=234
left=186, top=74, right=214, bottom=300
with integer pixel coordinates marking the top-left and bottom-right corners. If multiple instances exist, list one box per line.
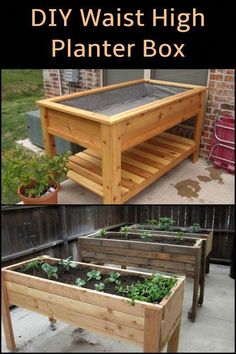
left=2, top=264, right=234, bottom=352
left=58, top=158, right=235, bottom=204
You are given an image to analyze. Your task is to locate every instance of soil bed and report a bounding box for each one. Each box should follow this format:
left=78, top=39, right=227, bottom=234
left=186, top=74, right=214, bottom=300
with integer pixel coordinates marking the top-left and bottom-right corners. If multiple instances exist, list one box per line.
left=16, top=263, right=175, bottom=304
left=96, top=233, right=196, bottom=246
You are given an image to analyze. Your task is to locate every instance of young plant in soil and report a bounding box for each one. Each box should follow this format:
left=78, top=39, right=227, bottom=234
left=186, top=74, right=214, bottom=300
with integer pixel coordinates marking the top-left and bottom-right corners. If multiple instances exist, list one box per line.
left=41, top=263, right=58, bottom=279
left=16, top=259, right=178, bottom=305
left=107, top=271, right=121, bottom=285
left=175, top=231, right=184, bottom=244
left=21, top=258, right=42, bottom=275
left=158, top=217, right=175, bottom=231
left=94, top=283, right=105, bottom=292
left=59, top=256, right=73, bottom=271
left=74, top=278, right=86, bottom=287
left=87, top=270, right=102, bottom=281
left=140, top=230, right=152, bottom=241
left=98, top=228, right=107, bottom=237
left=116, top=273, right=177, bottom=305
left=120, top=225, right=130, bottom=239
left=147, top=218, right=158, bottom=226
left=190, top=223, right=201, bottom=233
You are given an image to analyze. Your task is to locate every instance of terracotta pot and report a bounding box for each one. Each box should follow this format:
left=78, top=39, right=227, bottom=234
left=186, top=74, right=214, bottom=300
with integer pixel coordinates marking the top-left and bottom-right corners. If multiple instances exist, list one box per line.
left=17, top=182, right=60, bottom=205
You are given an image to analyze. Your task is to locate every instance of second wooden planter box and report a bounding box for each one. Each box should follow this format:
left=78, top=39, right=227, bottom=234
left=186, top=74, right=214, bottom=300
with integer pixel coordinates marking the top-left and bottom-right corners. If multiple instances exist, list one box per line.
left=78, top=232, right=206, bottom=321
left=2, top=256, right=184, bottom=353
left=129, top=223, right=213, bottom=273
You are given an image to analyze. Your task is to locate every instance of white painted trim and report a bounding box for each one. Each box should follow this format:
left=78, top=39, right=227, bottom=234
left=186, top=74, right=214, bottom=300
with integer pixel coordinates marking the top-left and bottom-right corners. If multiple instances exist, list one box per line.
left=100, top=69, right=104, bottom=87
left=144, top=69, right=151, bottom=79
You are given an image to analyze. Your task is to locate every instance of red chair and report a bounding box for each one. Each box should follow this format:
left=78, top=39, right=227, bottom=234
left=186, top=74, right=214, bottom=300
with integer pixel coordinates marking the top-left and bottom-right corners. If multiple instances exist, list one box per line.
left=208, top=115, right=235, bottom=173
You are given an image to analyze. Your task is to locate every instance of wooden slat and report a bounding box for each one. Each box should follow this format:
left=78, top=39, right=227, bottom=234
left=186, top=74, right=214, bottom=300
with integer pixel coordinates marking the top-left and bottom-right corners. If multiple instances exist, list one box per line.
left=67, top=161, right=103, bottom=186
left=80, top=244, right=196, bottom=264
left=6, top=282, right=144, bottom=331
left=7, top=289, right=143, bottom=345
left=152, top=136, right=189, bottom=152
left=1, top=273, right=16, bottom=351
left=143, top=307, right=162, bottom=352
left=4, top=269, right=159, bottom=317
left=67, top=170, right=104, bottom=197
left=121, top=161, right=153, bottom=179
left=134, top=144, right=173, bottom=164
left=161, top=132, right=195, bottom=146
left=122, top=155, right=158, bottom=174
left=66, top=132, right=196, bottom=203
left=81, top=251, right=195, bottom=273
left=79, top=237, right=196, bottom=255
left=141, top=142, right=181, bottom=161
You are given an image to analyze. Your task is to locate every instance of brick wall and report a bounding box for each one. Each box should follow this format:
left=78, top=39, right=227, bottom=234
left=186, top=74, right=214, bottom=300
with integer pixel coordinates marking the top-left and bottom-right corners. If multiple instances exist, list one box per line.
left=43, top=69, right=101, bottom=97
left=200, top=69, right=235, bottom=158
left=43, top=69, right=235, bottom=158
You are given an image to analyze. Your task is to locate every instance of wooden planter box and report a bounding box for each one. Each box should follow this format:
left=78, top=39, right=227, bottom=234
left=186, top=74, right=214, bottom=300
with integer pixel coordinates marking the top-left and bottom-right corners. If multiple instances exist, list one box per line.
left=37, top=79, right=207, bottom=204
left=78, top=232, right=206, bottom=321
left=2, top=256, right=185, bottom=353
left=129, top=224, right=214, bottom=273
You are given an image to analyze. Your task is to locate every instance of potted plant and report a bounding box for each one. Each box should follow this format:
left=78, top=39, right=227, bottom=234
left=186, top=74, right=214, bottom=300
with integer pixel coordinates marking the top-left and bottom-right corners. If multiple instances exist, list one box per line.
left=2, top=146, right=70, bottom=204
left=2, top=256, right=185, bottom=352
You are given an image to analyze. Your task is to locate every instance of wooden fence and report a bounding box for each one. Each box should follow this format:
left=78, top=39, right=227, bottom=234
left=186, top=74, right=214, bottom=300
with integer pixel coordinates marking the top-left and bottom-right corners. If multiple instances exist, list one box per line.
left=1, top=205, right=234, bottom=266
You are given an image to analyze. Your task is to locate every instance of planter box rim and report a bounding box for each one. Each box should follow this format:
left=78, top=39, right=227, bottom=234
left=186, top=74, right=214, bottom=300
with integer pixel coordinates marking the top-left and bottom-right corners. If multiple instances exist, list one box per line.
left=82, top=231, right=202, bottom=248
left=3, top=256, right=185, bottom=309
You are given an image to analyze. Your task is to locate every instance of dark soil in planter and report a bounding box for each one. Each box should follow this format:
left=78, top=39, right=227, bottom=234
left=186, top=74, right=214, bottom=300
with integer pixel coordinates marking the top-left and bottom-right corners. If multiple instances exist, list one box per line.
left=15, top=262, right=176, bottom=304
left=96, top=233, right=196, bottom=246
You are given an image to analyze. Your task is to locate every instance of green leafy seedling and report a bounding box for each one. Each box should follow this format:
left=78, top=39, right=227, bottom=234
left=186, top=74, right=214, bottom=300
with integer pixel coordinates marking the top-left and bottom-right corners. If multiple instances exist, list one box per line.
left=146, top=219, right=158, bottom=225
left=140, top=230, right=151, bottom=240
left=116, top=273, right=177, bottom=304
left=42, top=263, right=58, bottom=279
left=108, top=271, right=121, bottom=284
left=98, top=228, right=107, bottom=237
left=21, top=258, right=41, bottom=275
left=87, top=270, right=102, bottom=281
left=94, top=283, right=105, bottom=292
left=120, top=225, right=130, bottom=238
left=191, top=223, right=201, bottom=233
left=175, top=231, right=184, bottom=243
left=158, top=217, right=175, bottom=230
left=74, top=278, right=86, bottom=287
left=59, top=256, right=73, bottom=271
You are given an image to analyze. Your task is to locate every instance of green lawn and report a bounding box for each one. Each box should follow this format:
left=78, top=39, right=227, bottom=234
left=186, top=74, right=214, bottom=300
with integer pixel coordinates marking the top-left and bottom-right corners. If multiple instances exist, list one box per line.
left=2, top=70, right=44, bottom=203
left=2, top=69, right=44, bottom=150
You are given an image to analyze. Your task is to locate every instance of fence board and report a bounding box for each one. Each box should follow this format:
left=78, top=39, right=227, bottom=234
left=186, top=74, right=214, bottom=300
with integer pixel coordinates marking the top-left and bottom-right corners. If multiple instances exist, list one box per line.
left=1, top=205, right=234, bottom=267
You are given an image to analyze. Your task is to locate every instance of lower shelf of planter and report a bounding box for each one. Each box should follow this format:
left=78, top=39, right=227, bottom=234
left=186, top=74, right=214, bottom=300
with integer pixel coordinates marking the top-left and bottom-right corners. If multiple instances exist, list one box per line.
left=67, top=132, right=196, bottom=203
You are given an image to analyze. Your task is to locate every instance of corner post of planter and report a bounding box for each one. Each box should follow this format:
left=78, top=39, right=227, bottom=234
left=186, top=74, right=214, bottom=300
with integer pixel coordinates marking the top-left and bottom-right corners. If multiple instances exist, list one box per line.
left=1, top=270, right=16, bottom=352
left=143, top=306, right=163, bottom=352
left=40, top=106, right=56, bottom=154
left=192, top=90, right=206, bottom=163
left=198, top=239, right=206, bottom=305
left=101, top=123, right=121, bottom=204
left=167, top=320, right=181, bottom=352
left=188, top=245, right=201, bottom=321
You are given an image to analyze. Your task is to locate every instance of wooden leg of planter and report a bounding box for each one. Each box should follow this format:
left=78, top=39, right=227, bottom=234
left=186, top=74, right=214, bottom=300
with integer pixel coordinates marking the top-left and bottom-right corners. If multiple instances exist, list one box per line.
left=167, top=320, right=181, bottom=352
left=101, top=125, right=121, bottom=204
left=1, top=272, right=16, bottom=352
left=205, top=253, right=211, bottom=274
left=143, top=307, right=162, bottom=352
left=49, top=315, right=57, bottom=330
left=188, top=248, right=201, bottom=321
left=198, top=241, right=206, bottom=306
left=40, top=107, right=56, bottom=154
left=192, top=92, right=206, bottom=163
